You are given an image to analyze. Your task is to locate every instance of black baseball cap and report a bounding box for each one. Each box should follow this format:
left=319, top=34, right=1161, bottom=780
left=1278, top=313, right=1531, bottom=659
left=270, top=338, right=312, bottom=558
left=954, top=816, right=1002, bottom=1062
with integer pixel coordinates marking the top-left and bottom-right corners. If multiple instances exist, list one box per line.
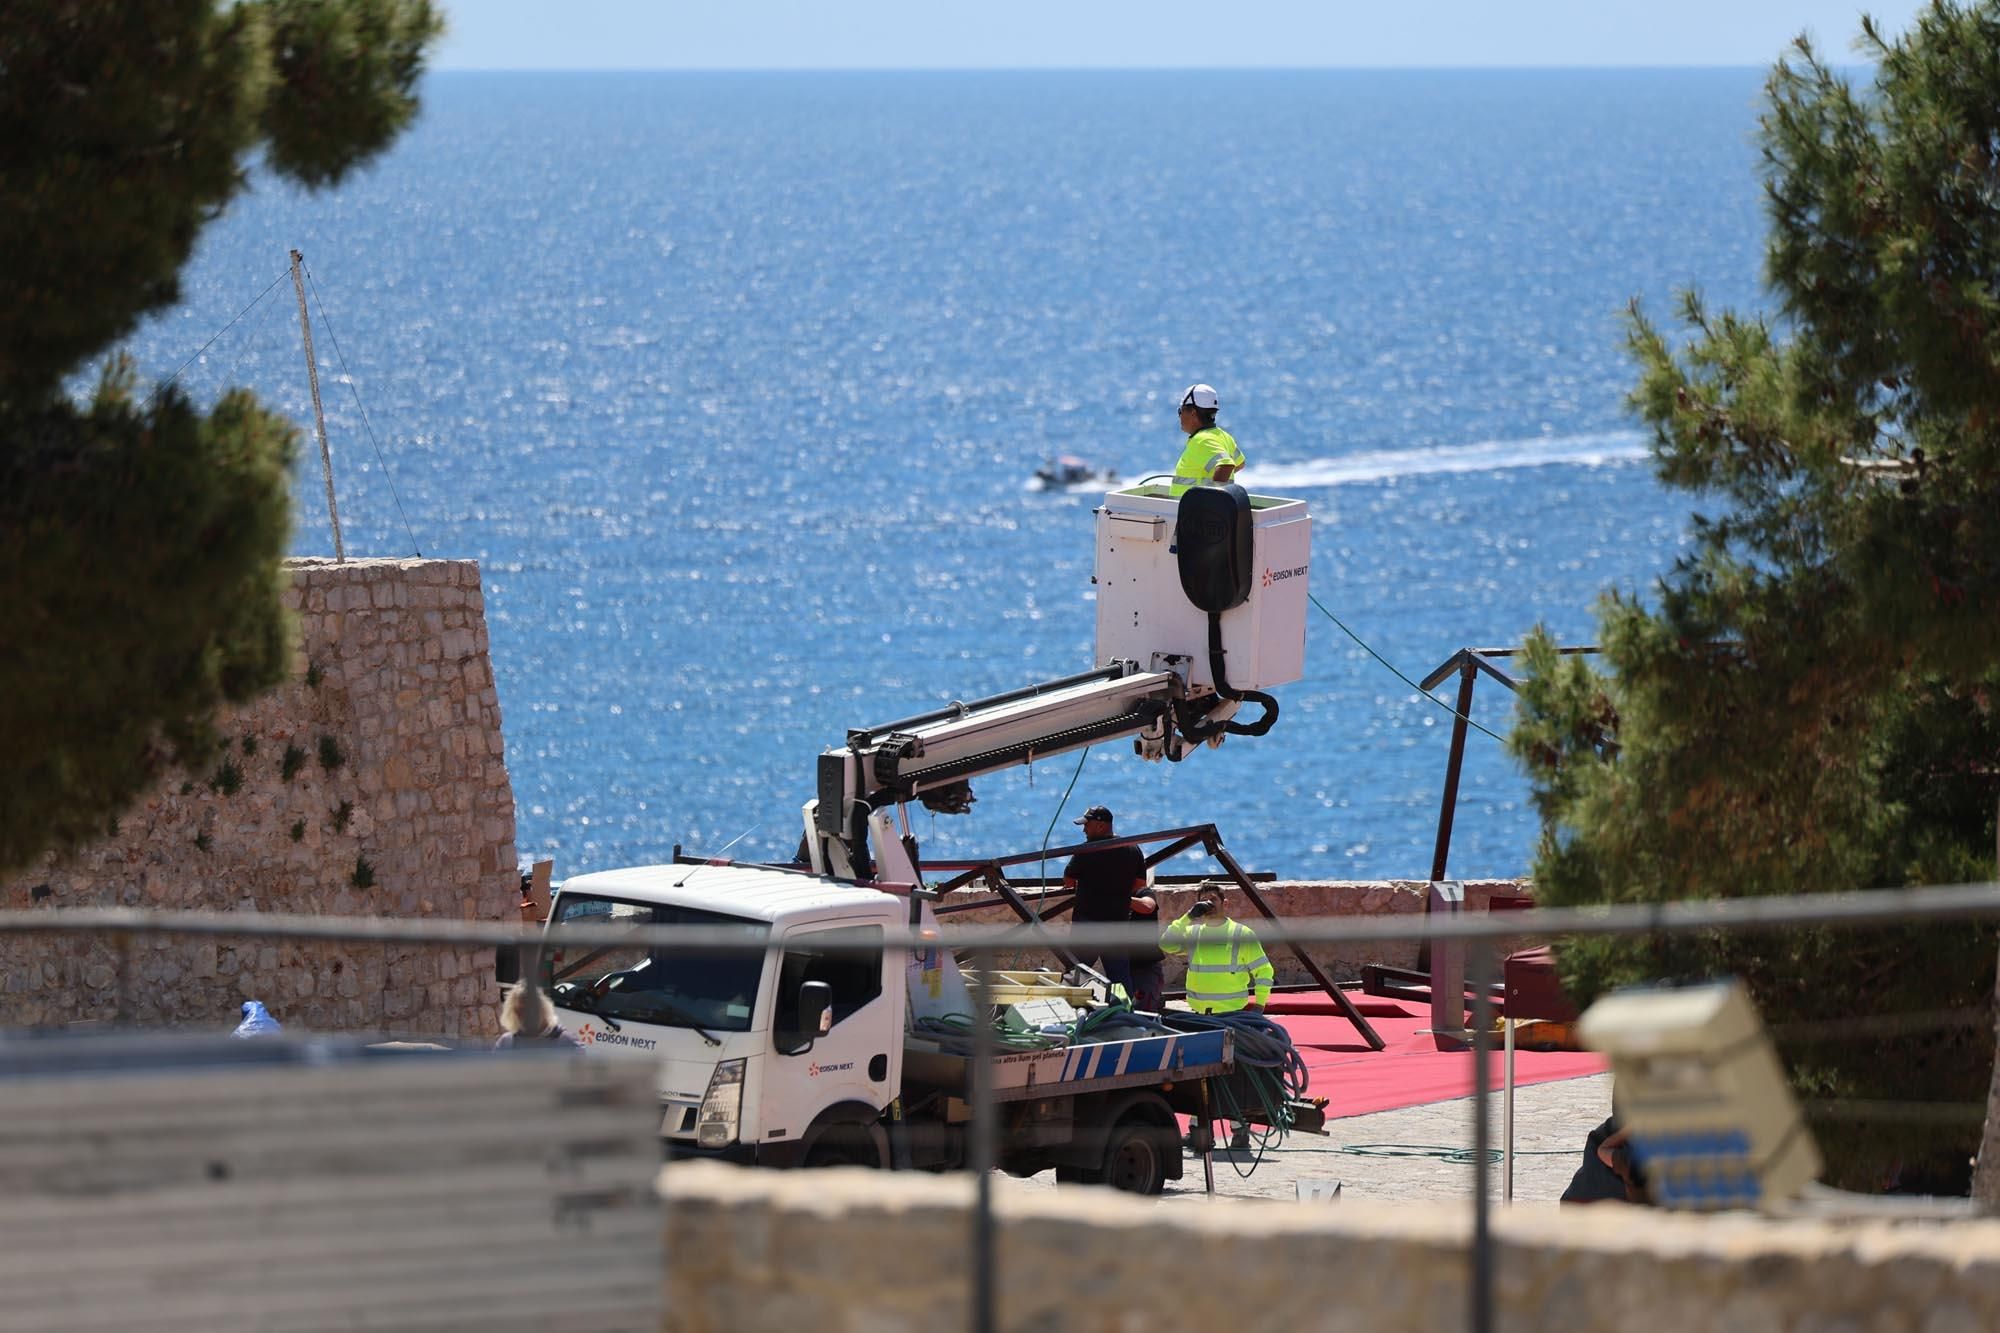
left=1073, top=805, right=1114, bottom=825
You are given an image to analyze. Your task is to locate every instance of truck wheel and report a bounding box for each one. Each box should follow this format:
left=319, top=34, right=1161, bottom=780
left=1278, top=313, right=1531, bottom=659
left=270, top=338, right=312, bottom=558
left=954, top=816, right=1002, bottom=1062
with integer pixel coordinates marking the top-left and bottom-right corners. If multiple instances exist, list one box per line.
left=803, top=1127, right=879, bottom=1169
left=1100, top=1118, right=1172, bottom=1196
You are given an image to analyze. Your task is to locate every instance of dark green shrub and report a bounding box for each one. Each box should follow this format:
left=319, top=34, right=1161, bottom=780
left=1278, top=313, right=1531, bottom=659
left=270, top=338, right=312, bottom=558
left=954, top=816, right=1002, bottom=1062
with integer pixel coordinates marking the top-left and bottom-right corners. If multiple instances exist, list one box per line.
left=1513, top=8, right=2000, bottom=1191
left=0, top=2, right=442, bottom=876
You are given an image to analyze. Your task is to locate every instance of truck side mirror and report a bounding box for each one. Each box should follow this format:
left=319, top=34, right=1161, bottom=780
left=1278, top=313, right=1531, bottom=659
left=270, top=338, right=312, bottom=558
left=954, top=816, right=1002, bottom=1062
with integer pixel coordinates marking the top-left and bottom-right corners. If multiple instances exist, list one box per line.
left=495, top=945, right=520, bottom=986
left=803, top=980, right=833, bottom=1035
left=780, top=981, right=834, bottom=1055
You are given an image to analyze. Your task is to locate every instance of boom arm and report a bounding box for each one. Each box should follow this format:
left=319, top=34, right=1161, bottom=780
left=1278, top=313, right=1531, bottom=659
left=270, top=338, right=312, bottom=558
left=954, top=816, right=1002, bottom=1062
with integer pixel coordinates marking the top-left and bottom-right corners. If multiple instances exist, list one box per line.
left=804, top=658, right=1241, bottom=881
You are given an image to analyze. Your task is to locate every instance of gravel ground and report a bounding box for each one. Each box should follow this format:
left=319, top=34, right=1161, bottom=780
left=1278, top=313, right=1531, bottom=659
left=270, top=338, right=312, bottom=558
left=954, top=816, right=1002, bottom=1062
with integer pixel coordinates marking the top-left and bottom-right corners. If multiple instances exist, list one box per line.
left=1004, top=1072, right=1613, bottom=1207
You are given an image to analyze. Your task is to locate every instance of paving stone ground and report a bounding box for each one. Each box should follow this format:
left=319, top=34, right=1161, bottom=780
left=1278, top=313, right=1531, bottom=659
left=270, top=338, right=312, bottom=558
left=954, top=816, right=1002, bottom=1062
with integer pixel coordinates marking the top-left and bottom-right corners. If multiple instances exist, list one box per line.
left=1003, top=1072, right=1613, bottom=1207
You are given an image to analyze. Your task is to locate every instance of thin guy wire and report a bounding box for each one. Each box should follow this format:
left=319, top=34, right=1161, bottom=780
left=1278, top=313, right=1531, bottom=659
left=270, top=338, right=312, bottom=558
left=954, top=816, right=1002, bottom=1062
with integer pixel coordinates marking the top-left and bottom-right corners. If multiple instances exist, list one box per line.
left=303, top=265, right=425, bottom=557
left=215, top=285, right=288, bottom=395
left=144, top=268, right=291, bottom=408
left=1308, top=591, right=1511, bottom=744
left=1035, top=745, right=1091, bottom=893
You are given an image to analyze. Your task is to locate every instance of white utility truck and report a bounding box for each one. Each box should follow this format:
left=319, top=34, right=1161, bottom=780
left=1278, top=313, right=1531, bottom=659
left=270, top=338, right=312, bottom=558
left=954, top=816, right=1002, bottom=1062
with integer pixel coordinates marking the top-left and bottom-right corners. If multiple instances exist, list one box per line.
left=538, top=484, right=1320, bottom=1193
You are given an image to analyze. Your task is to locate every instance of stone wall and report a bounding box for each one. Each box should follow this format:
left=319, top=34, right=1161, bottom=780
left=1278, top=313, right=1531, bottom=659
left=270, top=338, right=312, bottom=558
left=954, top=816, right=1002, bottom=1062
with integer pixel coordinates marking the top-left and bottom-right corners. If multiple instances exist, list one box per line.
left=0, top=558, right=516, bottom=1038
left=935, top=878, right=1534, bottom=988
left=659, top=1162, right=2000, bottom=1333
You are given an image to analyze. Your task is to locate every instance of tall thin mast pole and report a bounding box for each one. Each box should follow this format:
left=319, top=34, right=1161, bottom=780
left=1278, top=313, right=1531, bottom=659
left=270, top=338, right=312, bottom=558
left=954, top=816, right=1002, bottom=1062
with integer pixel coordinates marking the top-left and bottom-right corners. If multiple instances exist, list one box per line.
left=290, top=248, right=344, bottom=562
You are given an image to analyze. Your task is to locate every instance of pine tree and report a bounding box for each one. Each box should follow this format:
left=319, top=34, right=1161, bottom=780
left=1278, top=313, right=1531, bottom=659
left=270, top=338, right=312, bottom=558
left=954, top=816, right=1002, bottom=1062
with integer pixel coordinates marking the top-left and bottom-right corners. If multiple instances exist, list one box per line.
left=0, top=1, right=441, bottom=873
left=1512, top=2, right=2000, bottom=1192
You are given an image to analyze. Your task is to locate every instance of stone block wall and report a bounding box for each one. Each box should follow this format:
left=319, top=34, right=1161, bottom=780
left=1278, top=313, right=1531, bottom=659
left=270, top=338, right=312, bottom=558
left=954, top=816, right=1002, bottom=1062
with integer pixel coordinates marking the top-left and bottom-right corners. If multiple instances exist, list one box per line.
left=935, top=878, right=1534, bottom=988
left=0, top=558, right=516, bottom=1038
left=659, top=1162, right=2000, bottom=1333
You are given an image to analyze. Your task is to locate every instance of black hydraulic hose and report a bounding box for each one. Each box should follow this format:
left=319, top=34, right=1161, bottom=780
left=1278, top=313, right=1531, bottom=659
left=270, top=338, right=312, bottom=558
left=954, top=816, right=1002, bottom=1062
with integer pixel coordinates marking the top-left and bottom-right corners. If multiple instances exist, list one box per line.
left=1208, top=613, right=1281, bottom=737
left=1173, top=613, right=1279, bottom=746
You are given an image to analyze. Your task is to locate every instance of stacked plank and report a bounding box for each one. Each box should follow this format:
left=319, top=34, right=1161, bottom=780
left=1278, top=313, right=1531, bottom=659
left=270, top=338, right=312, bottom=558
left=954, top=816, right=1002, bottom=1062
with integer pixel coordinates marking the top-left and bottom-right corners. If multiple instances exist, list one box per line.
left=0, top=1037, right=662, bottom=1332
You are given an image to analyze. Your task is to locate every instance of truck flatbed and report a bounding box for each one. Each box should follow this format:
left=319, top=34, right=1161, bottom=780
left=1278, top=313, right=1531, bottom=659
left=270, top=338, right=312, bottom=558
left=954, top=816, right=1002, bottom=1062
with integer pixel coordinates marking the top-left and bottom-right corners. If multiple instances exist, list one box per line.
left=902, top=1028, right=1233, bottom=1102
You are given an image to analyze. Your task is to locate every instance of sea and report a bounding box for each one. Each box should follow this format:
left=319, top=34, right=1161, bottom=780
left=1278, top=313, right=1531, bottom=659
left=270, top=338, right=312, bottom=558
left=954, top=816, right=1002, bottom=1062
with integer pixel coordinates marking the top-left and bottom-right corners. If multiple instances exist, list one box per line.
left=121, top=69, right=1776, bottom=884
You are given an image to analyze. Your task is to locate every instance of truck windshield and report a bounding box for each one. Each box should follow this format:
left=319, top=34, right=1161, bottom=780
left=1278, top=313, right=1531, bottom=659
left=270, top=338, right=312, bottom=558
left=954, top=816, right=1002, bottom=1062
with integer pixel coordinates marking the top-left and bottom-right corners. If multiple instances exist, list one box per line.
left=546, top=895, right=769, bottom=1034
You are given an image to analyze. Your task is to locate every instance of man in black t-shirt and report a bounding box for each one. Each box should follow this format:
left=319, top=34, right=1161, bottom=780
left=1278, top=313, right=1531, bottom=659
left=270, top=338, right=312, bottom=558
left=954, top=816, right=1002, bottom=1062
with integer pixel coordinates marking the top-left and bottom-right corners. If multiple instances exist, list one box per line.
left=1061, top=805, right=1164, bottom=1010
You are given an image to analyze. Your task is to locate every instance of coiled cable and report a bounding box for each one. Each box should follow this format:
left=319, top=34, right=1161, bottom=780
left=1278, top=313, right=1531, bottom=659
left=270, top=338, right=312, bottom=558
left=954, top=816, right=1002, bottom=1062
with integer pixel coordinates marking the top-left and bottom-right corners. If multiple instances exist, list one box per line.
left=1159, top=1008, right=1312, bottom=1176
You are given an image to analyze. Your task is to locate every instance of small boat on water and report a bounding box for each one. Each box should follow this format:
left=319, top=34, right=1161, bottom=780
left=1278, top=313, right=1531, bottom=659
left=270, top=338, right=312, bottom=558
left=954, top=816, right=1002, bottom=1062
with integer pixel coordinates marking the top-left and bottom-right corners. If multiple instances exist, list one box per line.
left=1031, top=454, right=1118, bottom=490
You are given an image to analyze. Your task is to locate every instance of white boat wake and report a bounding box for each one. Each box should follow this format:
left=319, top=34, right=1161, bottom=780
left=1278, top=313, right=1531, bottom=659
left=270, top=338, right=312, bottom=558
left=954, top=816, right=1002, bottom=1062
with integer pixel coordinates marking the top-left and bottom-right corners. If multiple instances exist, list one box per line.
left=1239, top=430, right=1648, bottom=490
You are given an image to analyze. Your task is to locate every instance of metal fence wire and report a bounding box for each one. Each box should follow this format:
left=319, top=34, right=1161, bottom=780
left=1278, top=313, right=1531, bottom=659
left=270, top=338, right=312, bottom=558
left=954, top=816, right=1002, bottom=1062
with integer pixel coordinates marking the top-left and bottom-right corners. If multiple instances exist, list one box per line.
left=4, top=878, right=2000, bottom=1332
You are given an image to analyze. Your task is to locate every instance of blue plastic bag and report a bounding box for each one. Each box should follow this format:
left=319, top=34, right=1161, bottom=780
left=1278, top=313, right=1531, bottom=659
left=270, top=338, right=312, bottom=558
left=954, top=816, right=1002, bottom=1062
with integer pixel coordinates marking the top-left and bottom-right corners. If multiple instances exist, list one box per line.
left=233, top=999, right=283, bottom=1038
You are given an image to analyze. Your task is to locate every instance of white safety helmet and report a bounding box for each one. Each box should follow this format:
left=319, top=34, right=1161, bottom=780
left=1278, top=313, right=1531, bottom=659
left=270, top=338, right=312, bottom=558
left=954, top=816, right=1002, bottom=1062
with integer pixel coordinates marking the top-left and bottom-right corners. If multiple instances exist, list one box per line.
left=1179, top=383, right=1220, bottom=412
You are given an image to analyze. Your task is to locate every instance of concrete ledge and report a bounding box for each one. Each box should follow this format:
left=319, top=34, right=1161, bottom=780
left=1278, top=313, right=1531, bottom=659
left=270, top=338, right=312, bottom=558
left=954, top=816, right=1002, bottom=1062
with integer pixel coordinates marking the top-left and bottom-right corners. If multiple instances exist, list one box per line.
left=659, top=1161, right=2000, bottom=1333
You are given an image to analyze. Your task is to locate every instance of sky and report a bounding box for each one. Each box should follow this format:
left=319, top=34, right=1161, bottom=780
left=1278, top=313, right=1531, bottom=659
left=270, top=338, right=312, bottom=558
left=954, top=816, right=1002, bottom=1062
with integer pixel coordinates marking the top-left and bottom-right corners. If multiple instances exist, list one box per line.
left=433, top=1, right=1932, bottom=72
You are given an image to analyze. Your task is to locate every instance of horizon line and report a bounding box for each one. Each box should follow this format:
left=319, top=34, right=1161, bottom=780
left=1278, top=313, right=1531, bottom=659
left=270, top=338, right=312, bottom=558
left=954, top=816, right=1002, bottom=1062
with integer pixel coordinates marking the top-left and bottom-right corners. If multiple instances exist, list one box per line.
left=427, top=61, right=1864, bottom=76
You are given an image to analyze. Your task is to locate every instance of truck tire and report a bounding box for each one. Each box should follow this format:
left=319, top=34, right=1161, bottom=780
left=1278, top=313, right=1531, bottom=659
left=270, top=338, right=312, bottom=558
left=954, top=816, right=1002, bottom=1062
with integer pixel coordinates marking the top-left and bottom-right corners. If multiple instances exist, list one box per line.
left=801, top=1123, right=884, bottom=1170
left=1099, top=1116, right=1173, bottom=1195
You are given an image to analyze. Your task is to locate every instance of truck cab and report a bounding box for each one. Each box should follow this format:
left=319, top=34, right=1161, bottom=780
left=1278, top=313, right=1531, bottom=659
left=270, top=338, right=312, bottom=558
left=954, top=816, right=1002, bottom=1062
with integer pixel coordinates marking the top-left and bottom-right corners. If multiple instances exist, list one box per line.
left=544, top=863, right=907, bottom=1167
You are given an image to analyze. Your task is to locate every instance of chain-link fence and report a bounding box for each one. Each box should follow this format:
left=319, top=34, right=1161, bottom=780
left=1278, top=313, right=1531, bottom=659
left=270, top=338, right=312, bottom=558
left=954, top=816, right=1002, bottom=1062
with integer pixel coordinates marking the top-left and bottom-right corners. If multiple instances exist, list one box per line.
left=4, top=879, right=1998, bottom=1331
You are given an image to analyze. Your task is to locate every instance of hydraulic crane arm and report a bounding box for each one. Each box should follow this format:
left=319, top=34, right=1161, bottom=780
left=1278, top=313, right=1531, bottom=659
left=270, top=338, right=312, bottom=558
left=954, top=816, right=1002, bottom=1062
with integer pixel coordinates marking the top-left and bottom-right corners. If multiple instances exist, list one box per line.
left=826, top=660, right=1203, bottom=807
left=805, top=658, right=1237, bottom=880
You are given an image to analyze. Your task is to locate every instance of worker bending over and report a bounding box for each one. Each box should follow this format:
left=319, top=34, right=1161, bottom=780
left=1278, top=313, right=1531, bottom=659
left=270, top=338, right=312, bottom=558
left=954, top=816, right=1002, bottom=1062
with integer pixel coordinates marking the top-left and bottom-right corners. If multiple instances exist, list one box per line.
left=1168, top=383, right=1245, bottom=496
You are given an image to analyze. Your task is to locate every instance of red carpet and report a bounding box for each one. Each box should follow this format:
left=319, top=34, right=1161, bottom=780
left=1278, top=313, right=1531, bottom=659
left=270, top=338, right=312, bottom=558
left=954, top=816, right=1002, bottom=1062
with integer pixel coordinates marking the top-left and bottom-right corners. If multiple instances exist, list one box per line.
left=1264, top=994, right=1607, bottom=1120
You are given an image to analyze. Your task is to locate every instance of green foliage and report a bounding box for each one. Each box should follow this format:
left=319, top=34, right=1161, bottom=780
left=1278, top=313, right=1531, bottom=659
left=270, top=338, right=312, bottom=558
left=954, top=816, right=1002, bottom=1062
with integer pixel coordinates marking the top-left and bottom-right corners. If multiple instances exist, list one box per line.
left=317, top=735, right=345, bottom=772
left=1512, top=3, right=2000, bottom=1191
left=210, top=758, right=244, bottom=797
left=289, top=818, right=306, bottom=843
left=305, top=662, right=325, bottom=689
left=0, top=1, right=443, bottom=406
left=349, top=854, right=375, bottom=889
left=241, top=735, right=258, bottom=756
left=332, top=800, right=352, bottom=833
left=2, top=367, right=294, bottom=869
left=280, top=743, right=307, bottom=783
left=260, top=0, right=442, bottom=188
left=0, top=1, right=440, bottom=876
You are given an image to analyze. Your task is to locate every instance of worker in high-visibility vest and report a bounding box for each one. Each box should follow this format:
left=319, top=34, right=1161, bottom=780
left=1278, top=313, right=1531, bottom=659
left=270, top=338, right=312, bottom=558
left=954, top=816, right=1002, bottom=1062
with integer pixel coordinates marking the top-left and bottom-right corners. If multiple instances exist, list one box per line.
left=1162, top=881, right=1274, bottom=1154
left=1167, top=383, right=1245, bottom=496
left=1162, top=880, right=1274, bottom=1013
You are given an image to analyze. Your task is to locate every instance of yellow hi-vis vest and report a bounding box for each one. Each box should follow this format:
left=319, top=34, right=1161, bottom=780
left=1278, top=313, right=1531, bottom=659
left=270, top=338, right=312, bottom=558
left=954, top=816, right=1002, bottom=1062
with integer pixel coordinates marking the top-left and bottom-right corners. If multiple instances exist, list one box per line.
left=1169, top=427, right=1244, bottom=496
left=1161, top=914, right=1274, bottom=1013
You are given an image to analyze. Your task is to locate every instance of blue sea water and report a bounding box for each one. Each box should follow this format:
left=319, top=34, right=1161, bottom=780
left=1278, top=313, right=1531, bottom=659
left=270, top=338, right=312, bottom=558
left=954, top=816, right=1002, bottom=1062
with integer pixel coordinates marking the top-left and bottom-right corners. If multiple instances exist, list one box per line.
left=127, top=69, right=1774, bottom=883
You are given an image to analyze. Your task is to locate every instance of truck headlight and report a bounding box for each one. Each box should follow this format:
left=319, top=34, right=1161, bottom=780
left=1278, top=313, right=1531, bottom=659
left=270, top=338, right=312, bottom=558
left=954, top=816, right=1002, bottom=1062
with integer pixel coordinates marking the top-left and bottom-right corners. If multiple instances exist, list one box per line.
left=697, top=1058, right=747, bottom=1149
